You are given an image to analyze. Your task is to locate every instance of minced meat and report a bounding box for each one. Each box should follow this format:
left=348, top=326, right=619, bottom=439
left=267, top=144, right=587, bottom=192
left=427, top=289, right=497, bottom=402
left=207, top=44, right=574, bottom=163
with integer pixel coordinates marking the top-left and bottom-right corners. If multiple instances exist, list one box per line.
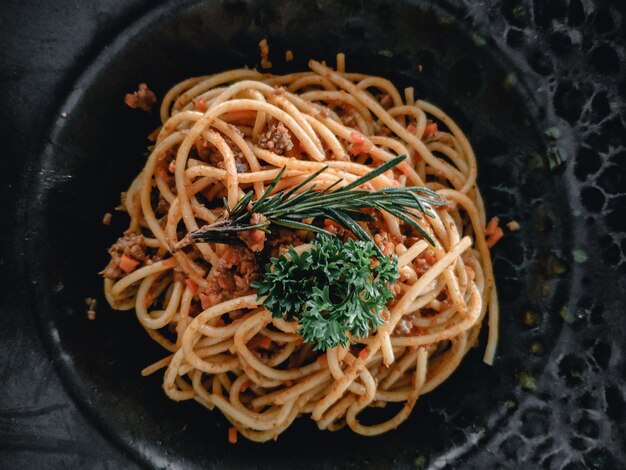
left=101, top=232, right=148, bottom=279
left=257, top=122, right=293, bottom=154
left=238, top=213, right=267, bottom=252
left=200, top=246, right=260, bottom=309
left=85, top=297, right=97, bottom=320
left=124, top=83, right=157, bottom=112
left=195, top=136, right=249, bottom=172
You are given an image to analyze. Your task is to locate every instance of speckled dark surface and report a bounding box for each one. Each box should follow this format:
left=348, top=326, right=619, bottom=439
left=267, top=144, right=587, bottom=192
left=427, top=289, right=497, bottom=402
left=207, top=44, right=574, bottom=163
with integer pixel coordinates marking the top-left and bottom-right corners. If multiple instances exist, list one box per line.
left=1, top=1, right=625, bottom=469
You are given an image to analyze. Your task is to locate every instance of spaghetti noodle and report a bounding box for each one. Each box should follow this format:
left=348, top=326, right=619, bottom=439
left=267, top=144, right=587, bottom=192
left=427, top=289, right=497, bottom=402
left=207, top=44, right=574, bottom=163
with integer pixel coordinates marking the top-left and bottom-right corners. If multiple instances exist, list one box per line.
left=102, top=54, right=498, bottom=442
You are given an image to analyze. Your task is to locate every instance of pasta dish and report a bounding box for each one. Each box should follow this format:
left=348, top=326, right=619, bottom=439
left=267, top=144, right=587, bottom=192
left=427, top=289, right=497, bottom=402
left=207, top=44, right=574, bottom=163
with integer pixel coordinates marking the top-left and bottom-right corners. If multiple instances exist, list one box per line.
left=102, top=54, right=499, bottom=443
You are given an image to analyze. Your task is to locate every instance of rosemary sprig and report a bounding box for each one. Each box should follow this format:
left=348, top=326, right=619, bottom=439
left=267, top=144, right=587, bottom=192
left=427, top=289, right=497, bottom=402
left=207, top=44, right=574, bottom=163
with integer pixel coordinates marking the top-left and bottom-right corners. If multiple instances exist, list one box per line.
left=175, top=155, right=443, bottom=251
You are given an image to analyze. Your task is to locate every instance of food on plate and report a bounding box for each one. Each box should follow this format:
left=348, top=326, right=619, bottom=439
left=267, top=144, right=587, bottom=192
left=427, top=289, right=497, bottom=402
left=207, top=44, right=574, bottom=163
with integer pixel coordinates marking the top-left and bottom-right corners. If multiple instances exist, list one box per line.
left=102, top=54, right=498, bottom=442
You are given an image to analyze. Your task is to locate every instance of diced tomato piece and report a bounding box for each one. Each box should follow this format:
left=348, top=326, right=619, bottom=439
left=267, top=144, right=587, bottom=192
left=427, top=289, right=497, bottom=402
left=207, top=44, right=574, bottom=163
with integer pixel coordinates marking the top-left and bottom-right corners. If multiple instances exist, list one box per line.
left=349, top=132, right=372, bottom=156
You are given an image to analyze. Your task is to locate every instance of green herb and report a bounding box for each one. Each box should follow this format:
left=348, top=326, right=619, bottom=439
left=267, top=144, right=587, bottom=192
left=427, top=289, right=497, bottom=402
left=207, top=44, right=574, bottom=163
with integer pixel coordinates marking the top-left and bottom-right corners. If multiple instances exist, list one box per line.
left=512, top=4, right=525, bottom=19
left=503, top=72, right=518, bottom=90
left=545, top=254, right=567, bottom=275
left=560, top=305, right=578, bottom=324
left=176, top=155, right=443, bottom=253
left=518, top=371, right=537, bottom=391
left=252, top=234, right=398, bottom=350
left=473, top=424, right=486, bottom=434
left=547, top=146, right=566, bottom=171
left=530, top=341, right=544, bottom=355
left=573, top=249, right=588, bottom=263
left=522, top=309, right=537, bottom=327
left=437, top=14, right=454, bottom=25
left=544, top=126, right=562, bottom=139
left=414, top=454, right=428, bottom=469
left=472, top=33, right=486, bottom=47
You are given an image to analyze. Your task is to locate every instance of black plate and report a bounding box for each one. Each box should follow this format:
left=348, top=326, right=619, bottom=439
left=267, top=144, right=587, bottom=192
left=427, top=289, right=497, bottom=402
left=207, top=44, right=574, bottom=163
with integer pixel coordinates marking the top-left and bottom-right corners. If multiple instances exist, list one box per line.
left=7, top=0, right=626, bottom=468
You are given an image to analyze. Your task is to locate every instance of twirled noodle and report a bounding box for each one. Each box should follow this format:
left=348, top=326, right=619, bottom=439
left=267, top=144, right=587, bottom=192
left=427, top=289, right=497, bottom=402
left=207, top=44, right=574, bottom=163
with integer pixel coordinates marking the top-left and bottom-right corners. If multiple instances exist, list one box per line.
left=103, top=54, right=498, bottom=442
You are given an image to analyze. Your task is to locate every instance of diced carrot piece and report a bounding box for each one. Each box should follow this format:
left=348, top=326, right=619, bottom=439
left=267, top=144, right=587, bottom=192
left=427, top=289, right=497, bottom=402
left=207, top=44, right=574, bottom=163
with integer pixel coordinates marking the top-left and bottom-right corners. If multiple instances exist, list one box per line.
left=486, top=227, right=504, bottom=248
left=423, top=121, right=438, bottom=139
left=163, top=257, right=178, bottom=268
left=359, top=347, right=369, bottom=360
left=247, top=335, right=261, bottom=349
left=323, top=219, right=344, bottom=235
left=485, top=216, right=499, bottom=235
left=199, top=293, right=211, bottom=310
left=193, top=97, right=208, bottom=112
left=248, top=334, right=271, bottom=350
left=259, top=336, right=272, bottom=349
left=485, top=217, right=504, bottom=248
left=184, top=279, right=198, bottom=295
left=147, top=126, right=162, bottom=142
left=228, top=427, right=238, bottom=444
left=119, top=255, right=139, bottom=273
left=240, top=381, right=250, bottom=393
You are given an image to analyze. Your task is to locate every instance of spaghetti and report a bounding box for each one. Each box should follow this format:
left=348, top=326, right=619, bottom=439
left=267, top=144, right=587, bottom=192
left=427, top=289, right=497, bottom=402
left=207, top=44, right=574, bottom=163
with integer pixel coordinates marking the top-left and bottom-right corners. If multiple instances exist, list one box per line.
left=102, top=54, right=498, bottom=442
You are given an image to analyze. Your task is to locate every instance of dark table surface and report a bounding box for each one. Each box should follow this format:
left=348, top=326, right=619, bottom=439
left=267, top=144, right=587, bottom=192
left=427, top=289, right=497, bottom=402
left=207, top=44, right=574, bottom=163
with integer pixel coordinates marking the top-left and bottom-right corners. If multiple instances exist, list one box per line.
left=1, top=1, right=625, bottom=469
left=0, top=1, right=145, bottom=467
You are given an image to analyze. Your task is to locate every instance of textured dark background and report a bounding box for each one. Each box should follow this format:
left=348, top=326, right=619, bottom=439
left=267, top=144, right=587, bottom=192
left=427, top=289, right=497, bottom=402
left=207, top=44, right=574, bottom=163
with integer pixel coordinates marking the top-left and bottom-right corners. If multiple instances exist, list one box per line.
left=1, top=0, right=625, bottom=469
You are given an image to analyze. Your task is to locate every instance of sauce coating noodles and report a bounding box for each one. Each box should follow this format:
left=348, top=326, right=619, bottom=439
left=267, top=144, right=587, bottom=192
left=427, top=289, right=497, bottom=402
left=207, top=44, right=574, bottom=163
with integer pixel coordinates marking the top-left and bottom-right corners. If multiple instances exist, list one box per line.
left=103, top=55, right=498, bottom=441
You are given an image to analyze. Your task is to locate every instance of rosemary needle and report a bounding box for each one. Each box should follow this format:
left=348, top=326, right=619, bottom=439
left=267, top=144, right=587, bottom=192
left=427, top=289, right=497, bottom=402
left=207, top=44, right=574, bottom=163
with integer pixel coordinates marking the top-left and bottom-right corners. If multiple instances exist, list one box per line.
left=175, top=155, right=443, bottom=252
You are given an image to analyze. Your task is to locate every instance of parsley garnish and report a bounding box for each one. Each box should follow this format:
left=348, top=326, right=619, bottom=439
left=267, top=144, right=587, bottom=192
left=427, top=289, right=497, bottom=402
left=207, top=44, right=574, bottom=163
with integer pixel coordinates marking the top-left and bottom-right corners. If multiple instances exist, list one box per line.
left=252, top=234, right=399, bottom=350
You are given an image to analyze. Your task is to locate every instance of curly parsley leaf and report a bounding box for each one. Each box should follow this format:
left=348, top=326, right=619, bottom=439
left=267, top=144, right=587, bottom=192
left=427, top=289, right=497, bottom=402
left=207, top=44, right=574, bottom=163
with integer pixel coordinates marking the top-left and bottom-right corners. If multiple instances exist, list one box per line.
left=252, top=234, right=399, bottom=350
